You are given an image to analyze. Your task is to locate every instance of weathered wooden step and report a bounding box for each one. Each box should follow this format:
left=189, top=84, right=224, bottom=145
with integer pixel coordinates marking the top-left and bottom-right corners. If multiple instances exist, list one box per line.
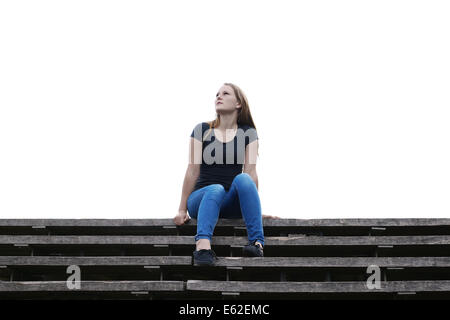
left=215, top=256, right=450, bottom=268
left=186, top=280, right=450, bottom=293
left=1, top=256, right=449, bottom=268
left=0, top=256, right=191, bottom=266
left=2, top=219, right=449, bottom=237
left=0, top=280, right=184, bottom=292
left=1, top=219, right=449, bottom=227
left=1, top=235, right=449, bottom=246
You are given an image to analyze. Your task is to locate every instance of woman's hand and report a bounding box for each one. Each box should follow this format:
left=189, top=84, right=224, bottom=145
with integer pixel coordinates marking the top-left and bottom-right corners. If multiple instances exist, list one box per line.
left=174, top=210, right=191, bottom=226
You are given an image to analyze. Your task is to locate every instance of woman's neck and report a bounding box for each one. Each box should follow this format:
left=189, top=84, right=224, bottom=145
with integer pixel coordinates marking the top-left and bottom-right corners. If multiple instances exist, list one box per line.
left=216, top=112, right=238, bottom=131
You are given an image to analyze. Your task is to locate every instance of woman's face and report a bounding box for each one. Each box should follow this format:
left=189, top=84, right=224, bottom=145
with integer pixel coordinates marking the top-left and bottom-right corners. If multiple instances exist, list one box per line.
left=215, top=85, right=241, bottom=114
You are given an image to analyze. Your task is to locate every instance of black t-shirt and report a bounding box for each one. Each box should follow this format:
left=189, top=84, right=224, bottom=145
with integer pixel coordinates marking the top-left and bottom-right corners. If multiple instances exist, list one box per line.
left=190, top=122, right=258, bottom=192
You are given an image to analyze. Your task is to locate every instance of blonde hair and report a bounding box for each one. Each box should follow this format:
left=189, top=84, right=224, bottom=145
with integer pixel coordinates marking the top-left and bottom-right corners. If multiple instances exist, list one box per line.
left=204, top=82, right=257, bottom=139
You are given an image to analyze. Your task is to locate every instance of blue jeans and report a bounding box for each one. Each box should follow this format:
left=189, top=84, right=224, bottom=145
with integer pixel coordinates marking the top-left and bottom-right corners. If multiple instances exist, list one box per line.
left=187, top=173, right=264, bottom=247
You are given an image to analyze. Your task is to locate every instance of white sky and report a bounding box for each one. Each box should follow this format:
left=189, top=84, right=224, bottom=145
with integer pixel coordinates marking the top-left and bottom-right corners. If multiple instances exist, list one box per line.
left=0, top=0, right=449, bottom=219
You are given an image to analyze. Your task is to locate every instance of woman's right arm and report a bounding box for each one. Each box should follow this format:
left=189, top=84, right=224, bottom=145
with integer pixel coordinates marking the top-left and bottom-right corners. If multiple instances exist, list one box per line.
left=174, top=137, right=202, bottom=225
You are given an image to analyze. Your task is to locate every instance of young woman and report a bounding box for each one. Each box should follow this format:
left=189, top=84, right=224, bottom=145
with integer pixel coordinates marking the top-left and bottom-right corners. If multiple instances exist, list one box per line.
left=174, top=83, right=276, bottom=266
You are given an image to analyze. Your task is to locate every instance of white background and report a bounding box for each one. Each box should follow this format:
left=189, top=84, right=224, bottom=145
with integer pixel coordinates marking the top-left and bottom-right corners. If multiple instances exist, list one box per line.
left=1, top=0, right=449, bottom=219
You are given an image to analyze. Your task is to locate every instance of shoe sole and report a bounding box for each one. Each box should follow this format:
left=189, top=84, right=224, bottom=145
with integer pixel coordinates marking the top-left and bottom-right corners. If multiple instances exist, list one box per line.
left=193, top=260, right=216, bottom=266
left=243, top=248, right=263, bottom=257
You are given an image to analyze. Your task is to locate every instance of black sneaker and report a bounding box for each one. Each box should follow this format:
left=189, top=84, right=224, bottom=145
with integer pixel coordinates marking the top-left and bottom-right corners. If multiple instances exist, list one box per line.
left=193, top=249, right=218, bottom=266
left=243, top=240, right=264, bottom=257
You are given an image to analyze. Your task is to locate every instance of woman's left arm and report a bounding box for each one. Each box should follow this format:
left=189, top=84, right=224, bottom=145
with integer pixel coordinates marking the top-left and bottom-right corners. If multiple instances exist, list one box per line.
left=243, top=140, right=259, bottom=190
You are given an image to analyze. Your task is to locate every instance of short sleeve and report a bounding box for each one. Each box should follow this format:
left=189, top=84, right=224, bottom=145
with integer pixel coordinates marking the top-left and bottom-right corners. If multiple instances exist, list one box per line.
left=244, top=126, right=258, bottom=147
left=190, top=122, right=205, bottom=142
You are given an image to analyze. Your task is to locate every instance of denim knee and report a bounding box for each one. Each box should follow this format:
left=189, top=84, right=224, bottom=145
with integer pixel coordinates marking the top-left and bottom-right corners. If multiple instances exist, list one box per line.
left=233, top=173, right=254, bottom=189
left=205, top=183, right=226, bottom=195
left=202, top=184, right=226, bottom=205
